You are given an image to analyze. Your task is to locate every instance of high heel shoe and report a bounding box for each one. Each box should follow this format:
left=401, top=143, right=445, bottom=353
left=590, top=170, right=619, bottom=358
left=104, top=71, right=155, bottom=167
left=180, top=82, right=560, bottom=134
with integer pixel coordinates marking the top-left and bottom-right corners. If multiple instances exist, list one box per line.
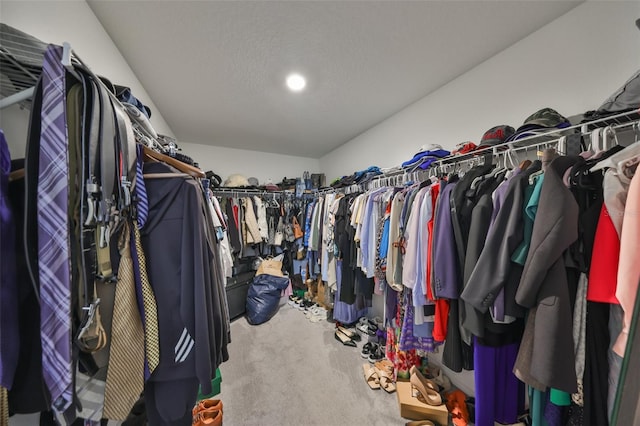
left=409, top=366, right=442, bottom=406
left=334, top=329, right=357, bottom=347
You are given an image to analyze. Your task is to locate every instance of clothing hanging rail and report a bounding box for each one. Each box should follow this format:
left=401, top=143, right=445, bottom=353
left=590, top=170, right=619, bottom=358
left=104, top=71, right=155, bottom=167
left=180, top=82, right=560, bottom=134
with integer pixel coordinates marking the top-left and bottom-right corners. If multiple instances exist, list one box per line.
left=319, top=108, right=640, bottom=196
left=211, top=187, right=293, bottom=198
left=427, top=108, right=640, bottom=170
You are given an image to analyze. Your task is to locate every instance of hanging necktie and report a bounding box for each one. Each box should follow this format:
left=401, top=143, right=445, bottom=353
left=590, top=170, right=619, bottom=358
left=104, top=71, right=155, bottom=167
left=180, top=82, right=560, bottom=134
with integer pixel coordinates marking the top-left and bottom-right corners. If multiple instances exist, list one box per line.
left=0, top=386, right=7, bottom=426
left=103, top=222, right=145, bottom=420
left=37, top=44, right=73, bottom=412
left=131, top=221, right=160, bottom=375
left=135, top=144, right=148, bottom=228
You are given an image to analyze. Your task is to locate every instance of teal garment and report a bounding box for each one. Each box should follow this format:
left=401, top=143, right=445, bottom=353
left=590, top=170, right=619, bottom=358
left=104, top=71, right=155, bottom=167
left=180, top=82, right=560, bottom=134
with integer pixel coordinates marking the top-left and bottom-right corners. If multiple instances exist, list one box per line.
left=530, top=386, right=550, bottom=426
left=522, top=174, right=572, bottom=410
left=511, top=182, right=536, bottom=265
left=550, top=389, right=571, bottom=406
left=525, top=174, right=545, bottom=220
left=517, top=177, right=551, bottom=426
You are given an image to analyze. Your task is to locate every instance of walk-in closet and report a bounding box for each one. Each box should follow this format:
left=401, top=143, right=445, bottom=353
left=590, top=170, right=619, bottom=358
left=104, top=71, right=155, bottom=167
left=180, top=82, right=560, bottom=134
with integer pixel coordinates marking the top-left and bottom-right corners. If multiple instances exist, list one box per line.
left=1, top=2, right=640, bottom=426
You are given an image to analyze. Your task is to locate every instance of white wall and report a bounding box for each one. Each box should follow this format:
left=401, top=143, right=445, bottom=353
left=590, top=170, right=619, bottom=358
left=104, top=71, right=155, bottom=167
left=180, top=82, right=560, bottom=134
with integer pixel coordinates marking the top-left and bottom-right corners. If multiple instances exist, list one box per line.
left=178, top=142, right=320, bottom=185
left=320, top=1, right=640, bottom=180
left=0, top=0, right=174, bottom=159
left=321, top=0, right=640, bottom=396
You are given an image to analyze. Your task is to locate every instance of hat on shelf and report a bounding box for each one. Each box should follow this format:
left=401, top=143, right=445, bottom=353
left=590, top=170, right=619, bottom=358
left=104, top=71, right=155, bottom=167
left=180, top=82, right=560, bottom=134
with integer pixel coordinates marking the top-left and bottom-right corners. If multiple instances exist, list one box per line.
left=355, top=166, right=382, bottom=184
left=452, top=141, right=477, bottom=155
left=507, top=107, right=571, bottom=142
left=223, top=174, right=250, bottom=187
left=477, top=125, right=515, bottom=150
left=519, top=107, right=571, bottom=131
left=401, top=145, right=450, bottom=170
left=416, top=143, right=445, bottom=154
left=205, top=171, right=222, bottom=187
left=247, top=177, right=259, bottom=187
left=264, top=182, right=280, bottom=191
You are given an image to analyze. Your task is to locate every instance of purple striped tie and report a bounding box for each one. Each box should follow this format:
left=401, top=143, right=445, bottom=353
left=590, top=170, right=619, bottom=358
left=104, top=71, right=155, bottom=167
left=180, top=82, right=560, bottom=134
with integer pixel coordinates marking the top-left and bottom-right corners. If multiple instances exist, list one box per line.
left=135, top=144, right=148, bottom=227
left=37, top=44, right=73, bottom=412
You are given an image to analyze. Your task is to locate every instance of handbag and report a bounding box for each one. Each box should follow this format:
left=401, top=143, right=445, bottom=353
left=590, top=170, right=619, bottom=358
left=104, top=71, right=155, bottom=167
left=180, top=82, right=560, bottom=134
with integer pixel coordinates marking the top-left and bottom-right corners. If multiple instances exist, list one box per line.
left=292, top=216, right=304, bottom=240
left=284, top=220, right=295, bottom=242
left=274, top=217, right=284, bottom=246
left=256, top=257, right=284, bottom=277
left=296, top=245, right=307, bottom=260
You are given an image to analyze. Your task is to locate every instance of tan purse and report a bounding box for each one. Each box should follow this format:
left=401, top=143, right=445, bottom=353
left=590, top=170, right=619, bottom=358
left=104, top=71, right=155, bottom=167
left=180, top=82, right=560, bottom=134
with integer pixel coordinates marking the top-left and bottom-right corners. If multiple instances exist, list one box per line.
left=292, top=216, right=304, bottom=239
left=256, top=257, right=284, bottom=277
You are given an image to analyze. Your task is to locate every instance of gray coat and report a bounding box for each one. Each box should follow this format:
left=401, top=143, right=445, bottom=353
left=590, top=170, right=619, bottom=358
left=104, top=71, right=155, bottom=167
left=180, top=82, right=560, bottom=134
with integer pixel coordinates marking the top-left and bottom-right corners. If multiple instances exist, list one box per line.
left=514, top=156, right=580, bottom=393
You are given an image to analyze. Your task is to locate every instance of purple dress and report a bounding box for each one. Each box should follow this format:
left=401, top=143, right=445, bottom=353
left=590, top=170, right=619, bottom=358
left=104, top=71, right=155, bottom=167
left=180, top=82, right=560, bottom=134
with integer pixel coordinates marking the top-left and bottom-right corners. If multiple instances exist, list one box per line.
left=333, top=260, right=367, bottom=324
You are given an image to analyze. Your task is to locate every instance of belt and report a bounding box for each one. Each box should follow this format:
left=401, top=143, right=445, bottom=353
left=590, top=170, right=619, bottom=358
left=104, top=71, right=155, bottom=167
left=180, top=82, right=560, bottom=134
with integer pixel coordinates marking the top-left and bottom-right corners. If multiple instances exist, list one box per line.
left=24, top=77, right=44, bottom=298
left=70, top=70, right=106, bottom=353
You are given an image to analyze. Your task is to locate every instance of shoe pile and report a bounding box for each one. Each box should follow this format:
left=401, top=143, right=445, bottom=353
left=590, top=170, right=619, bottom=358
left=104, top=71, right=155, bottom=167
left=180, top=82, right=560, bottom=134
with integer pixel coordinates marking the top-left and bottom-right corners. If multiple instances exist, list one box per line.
left=356, top=316, right=380, bottom=337
left=334, top=325, right=360, bottom=347
left=362, top=358, right=396, bottom=394
left=361, top=342, right=384, bottom=363
left=304, top=304, right=328, bottom=322
left=288, top=295, right=329, bottom=323
left=192, top=399, right=222, bottom=426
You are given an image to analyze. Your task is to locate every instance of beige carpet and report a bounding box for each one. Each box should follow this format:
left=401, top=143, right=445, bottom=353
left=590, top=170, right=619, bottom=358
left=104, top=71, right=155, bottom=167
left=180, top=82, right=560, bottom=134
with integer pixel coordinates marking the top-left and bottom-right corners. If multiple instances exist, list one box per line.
left=217, top=299, right=406, bottom=426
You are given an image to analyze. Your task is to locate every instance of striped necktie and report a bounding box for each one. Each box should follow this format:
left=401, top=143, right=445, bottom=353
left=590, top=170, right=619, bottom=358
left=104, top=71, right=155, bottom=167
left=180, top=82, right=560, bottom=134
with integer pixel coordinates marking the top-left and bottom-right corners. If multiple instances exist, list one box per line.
left=135, top=145, right=148, bottom=228
left=37, top=44, right=73, bottom=412
left=132, top=220, right=160, bottom=375
left=103, top=222, right=145, bottom=420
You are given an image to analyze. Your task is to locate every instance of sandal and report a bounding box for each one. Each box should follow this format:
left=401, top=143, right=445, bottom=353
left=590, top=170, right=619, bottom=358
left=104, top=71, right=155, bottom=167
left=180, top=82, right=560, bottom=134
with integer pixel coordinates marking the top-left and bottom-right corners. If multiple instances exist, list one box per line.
left=362, top=363, right=380, bottom=390
left=368, top=346, right=384, bottom=363
left=375, top=366, right=396, bottom=393
left=361, top=342, right=376, bottom=358
left=334, top=329, right=356, bottom=347
left=374, top=359, right=394, bottom=372
left=337, top=326, right=361, bottom=342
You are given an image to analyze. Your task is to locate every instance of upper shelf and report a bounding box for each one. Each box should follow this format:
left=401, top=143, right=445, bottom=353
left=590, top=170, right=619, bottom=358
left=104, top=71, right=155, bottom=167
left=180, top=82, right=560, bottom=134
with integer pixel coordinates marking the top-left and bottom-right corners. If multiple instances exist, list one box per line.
left=0, top=23, right=48, bottom=109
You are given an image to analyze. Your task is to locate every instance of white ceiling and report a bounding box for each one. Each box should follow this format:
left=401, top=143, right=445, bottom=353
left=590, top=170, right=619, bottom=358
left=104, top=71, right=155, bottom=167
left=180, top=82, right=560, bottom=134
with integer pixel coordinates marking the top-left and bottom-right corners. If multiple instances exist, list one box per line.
left=87, top=0, right=582, bottom=158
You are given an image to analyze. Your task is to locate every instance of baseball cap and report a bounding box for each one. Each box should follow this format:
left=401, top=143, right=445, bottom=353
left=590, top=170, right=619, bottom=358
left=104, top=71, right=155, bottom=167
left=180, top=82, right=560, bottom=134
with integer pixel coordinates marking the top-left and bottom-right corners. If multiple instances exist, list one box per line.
left=507, top=108, right=572, bottom=142
left=477, top=125, right=515, bottom=149
left=452, top=141, right=477, bottom=155
left=517, top=108, right=571, bottom=133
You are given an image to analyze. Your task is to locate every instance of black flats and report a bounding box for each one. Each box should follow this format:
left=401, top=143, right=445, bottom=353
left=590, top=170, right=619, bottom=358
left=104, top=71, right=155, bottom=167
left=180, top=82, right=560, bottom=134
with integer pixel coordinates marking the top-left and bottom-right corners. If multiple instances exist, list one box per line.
left=335, top=329, right=357, bottom=347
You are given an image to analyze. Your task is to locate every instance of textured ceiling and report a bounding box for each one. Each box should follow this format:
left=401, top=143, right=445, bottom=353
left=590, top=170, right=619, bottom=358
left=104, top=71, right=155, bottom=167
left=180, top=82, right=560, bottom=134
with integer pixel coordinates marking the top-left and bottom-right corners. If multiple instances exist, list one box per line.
left=88, top=0, right=582, bottom=158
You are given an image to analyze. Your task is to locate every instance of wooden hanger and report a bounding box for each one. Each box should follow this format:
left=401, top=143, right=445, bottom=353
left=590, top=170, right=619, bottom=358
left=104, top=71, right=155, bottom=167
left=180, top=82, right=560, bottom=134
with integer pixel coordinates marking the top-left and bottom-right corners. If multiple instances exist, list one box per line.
left=9, top=168, right=25, bottom=182
left=142, top=145, right=205, bottom=178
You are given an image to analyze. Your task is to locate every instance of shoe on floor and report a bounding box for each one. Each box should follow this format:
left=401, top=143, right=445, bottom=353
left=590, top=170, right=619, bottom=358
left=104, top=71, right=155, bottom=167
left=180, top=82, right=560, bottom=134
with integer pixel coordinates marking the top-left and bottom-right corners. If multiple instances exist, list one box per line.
left=405, top=421, right=435, bottom=426
left=335, top=329, right=357, bottom=347
left=361, top=342, right=377, bottom=358
left=193, top=408, right=222, bottom=426
left=192, top=399, right=222, bottom=416
left=368, top=346, right=384, bottom=363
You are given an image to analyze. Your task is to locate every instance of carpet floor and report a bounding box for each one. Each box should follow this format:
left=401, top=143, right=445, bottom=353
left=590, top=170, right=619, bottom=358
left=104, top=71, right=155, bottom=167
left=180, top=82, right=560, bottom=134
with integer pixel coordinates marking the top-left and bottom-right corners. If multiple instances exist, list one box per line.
left=217, top=299, right=406, bottom=426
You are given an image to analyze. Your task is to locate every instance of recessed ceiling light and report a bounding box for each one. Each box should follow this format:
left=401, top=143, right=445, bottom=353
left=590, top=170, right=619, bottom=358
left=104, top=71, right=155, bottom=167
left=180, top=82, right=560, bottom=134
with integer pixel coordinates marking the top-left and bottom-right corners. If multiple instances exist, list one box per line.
left=286, top=73, right=306, bottom=92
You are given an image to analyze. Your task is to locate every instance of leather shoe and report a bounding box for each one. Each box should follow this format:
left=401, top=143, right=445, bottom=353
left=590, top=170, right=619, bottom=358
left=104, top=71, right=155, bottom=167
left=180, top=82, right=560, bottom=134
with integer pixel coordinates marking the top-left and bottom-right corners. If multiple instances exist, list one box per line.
left=192, top=398, right=223, bottom=416
left=335, top=329, right=356, bottom=347
left=193, top=409, right=222, bottom=426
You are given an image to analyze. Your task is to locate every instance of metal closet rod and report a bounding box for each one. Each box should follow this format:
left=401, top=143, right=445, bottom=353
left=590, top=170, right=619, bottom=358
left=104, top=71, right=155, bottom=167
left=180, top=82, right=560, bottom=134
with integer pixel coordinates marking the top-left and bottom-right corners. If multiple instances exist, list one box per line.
left=321, top=109, right=640, bottom=195
left=428, top=108, right=640, bottom=169
left=211, top=188, right=294, bottom=198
